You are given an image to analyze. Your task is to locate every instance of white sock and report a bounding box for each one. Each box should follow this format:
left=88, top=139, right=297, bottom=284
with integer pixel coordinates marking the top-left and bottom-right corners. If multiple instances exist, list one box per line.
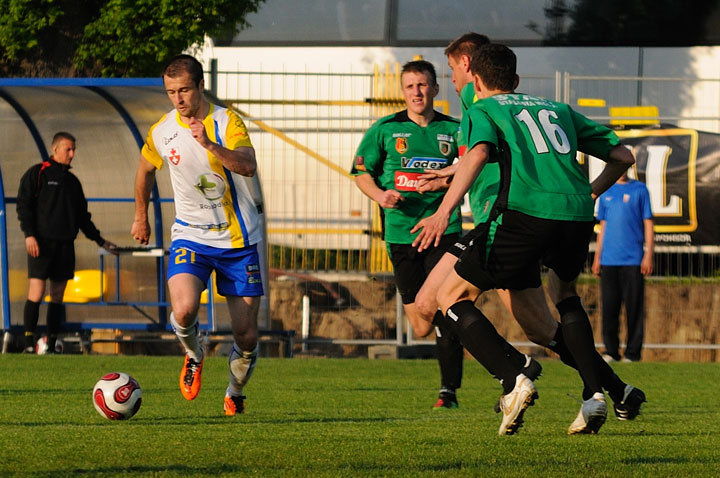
left=170, top=312, right=203, bottom=361
left=227, top=344, right=258, bottom=396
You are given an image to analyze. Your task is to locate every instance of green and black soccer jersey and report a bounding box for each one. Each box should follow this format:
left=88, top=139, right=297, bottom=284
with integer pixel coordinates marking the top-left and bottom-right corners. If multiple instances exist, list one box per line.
left=459, top=82, right=501, bottom=225
left=464, top=93, right=621, bottom=222
left=351, top=110, right=462, bottom=244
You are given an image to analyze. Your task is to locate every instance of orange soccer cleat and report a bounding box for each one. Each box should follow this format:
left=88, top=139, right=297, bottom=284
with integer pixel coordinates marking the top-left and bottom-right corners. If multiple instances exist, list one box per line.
left=224, top=395, right=246, bottom=416
left=180, top=353, right=204, bottom=400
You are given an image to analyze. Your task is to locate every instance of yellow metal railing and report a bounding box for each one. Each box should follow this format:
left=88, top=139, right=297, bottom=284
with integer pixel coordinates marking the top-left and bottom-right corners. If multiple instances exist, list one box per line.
left=220, top=59, right=446, bottom=274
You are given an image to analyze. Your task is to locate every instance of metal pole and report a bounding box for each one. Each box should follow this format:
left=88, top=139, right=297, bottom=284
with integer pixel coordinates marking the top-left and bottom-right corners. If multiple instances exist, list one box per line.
left=395, top=290, right=404, bottom=345
left=301, top=295, right=310, bottom=352
left=209, top=58, right=218, bottom=97
left=555, top=70, right=562, bottom=102
left=563, top=71, right=571, bottom=104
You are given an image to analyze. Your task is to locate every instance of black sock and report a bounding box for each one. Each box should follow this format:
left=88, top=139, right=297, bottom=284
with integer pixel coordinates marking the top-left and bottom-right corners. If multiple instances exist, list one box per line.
left=23, top=300, right=41, bottom=348
left=546, top=322, right=578, bottom=368
left=556, top=296, right=602, bottom=396
left=446, top=300, right=517, bottom=394
left=548, top=321, right=627, bottom=401
left=547, top=322, right=594, bottom=398
left=437, top=304, right=527, bottom=373
left=435, top=321, right=463, bottom=390
left=431, top=309, right=448, bottom=328
left=46, top=302, right=65, bottom=352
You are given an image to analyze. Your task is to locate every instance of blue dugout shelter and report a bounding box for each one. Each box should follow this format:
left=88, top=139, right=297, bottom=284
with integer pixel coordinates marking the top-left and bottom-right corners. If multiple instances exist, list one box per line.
left=0, top=78, right=269, bottom=349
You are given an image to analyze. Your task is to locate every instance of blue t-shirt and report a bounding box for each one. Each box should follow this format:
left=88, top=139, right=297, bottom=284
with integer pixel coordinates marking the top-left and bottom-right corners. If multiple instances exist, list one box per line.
left=596, top=180, right=653, bottom=265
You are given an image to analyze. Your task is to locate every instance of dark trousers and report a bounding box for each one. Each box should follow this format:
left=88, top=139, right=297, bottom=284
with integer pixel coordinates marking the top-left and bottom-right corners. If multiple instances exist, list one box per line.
left=600, top=265, right=645, bottom=361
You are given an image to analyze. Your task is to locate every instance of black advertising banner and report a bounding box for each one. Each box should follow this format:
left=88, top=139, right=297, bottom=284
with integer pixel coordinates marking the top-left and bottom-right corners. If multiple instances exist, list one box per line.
left=579, top=125, right=720, bottom=247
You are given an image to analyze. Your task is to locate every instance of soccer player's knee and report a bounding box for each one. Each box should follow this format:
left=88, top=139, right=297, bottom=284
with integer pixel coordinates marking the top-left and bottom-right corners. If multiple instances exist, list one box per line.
left=412, top=318, right=434, bottom=338
left=446, top=300, right=485, bottom=333
left=549, top=277, right=579, bottom=304
left=414, top=289, right=436, bottom=320
left=233, top=332, right=258, bottom=351
left=524, top=327, right=554, bottom=347
left=556, top=296, right=586, bottom=327
left=172, top=309, right=197, bottom=328
left=170, top=312, right=198, bottom=336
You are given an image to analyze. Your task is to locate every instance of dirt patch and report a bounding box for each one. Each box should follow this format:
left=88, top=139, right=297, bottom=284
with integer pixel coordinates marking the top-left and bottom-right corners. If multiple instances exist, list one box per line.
left=269, top=277, right=720, bottom=362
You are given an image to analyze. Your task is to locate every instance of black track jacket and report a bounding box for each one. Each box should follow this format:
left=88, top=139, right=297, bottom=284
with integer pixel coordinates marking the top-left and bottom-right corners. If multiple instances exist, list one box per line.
left=16, top=158, right=104, bottom=245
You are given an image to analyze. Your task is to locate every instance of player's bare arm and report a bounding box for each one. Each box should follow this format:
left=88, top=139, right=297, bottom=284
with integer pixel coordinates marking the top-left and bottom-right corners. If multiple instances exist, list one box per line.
left=416, top=163, right=457, bottom=193
left=354, top=173, right=404, bottom=209
left=592, top=220, right=606, bottom=276
left=641, top=218, right=655, bottom=275
left=590, top=145, right=635, bottom=199
left=411, top=143, right=490, bottom=251
left=188, top=117, right=257, bottom=177
left=131, top=156, right=157, bottom=245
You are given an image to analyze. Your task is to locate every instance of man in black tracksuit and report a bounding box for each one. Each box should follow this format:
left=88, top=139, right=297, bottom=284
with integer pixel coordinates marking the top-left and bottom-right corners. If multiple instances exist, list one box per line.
left=16, top=131, right=117, bottom=353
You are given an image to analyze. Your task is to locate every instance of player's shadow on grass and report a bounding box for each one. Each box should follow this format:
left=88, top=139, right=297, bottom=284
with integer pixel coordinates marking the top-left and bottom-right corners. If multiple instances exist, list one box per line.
left=53, top=460, right=466, bottom=475
left=125, top=415, right=411, bottom=426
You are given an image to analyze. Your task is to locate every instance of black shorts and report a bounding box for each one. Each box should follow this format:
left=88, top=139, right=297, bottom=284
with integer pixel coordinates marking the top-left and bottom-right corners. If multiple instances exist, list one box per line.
left=447, top=224, right=489, bottom=258
left=454, top=210, right=593, bottom=291
left=388, top=233, right=460, bottom=304
left=27, top=238, right=75, bottom=281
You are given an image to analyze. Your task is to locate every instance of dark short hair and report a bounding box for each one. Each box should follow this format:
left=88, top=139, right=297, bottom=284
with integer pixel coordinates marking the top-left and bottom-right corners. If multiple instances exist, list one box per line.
left=444, top=32, right=490, bottom=59
left=162, top=54, right=204, bottom=87
left=52, top=131, right=76, bottom=147
left=401, top=60, right=437, bottom=86
left=470, top=44, right=517, bottom=92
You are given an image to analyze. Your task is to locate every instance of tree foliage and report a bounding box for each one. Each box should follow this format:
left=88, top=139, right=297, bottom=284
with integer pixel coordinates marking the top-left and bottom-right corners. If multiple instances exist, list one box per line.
left=0, top=0, right=264, bottom=77
left=545, top=0, right=719, bottom=46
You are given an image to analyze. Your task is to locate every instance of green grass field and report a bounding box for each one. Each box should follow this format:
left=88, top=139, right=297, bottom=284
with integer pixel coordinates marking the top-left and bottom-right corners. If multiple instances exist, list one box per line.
left=1, top=355, right=718, bottom=477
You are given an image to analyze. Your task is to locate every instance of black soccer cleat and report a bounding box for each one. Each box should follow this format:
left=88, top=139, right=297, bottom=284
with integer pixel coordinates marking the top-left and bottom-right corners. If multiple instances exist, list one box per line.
left=433, top=390, right=459, bottom=410
left=613, top=385, right=646, bottom=421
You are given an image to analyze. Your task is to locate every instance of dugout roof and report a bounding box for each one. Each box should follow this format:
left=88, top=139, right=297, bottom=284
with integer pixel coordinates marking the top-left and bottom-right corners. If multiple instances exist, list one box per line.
left=0, top=79, right=267, bottom=335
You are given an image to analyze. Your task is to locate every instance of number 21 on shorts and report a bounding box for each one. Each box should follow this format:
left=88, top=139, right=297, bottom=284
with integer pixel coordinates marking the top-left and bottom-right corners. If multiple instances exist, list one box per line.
left=174, top=248, right=196, bottom=264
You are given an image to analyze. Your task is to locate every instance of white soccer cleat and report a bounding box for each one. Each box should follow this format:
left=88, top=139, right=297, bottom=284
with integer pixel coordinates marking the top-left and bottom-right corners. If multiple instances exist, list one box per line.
left=568, top=392, right=608, bottom=435
left=498, top=373, right=537, bottom=436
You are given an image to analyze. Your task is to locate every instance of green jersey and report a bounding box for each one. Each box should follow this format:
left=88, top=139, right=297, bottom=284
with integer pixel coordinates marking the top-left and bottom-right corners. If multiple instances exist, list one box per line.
left=351, top=110, right=462, bottom=243
left=459, top=82, right=500, bottom=225
left=464, top=93, right=620, bottom=221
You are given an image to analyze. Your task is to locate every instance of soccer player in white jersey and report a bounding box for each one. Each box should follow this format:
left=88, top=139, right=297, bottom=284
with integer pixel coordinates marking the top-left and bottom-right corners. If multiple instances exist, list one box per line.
left=131, top=54, right=263, bottom=416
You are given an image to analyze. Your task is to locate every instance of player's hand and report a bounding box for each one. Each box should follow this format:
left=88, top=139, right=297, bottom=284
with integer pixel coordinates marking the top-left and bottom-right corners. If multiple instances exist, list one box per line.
left=131, top=219, right=151, bottom=246
left=189, top=117, right=210, bottom=148
left=641, top=254, right=654, bottom=276
left=25, top=236, right=40, bottom=258
left=102, top=240, right=120, bottom=256
left=410, top=211, right=449, bottom=252
left=419, top=166, right=455, bottom=180
left=591, top=258, right=601, bottom=277
left=379, top=190, right=404, bottom=209
left=416, top=177, right=449, bottom=193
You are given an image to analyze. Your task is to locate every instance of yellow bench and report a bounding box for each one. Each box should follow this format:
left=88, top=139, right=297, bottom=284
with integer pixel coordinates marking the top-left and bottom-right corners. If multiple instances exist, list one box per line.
left=200, top=272, right=226, bottom=304
left=44, top=269, right=107, bottom=303
left=609, top=105, right=660, bottom=126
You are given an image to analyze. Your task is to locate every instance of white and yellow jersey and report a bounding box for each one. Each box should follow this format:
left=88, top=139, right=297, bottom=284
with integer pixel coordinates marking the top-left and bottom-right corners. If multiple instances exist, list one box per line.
left=142, top=104, right=262, bottom=249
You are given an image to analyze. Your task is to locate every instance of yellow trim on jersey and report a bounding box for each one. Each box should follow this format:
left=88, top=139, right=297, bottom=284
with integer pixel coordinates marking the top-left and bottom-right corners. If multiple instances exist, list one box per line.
left=224, top=109, right=253, bottom=150
left=203, top=108, right=247, bottom=248
left=141, top=115, right=166, bottom=170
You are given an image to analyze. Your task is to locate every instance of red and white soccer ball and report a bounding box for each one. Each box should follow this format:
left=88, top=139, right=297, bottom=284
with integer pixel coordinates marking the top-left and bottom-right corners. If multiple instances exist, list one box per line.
left=92, top=372, right=142, bottom=420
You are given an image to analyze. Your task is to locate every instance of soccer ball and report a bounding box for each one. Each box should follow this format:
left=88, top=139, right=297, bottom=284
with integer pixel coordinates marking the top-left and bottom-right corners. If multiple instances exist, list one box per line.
left=92, top=372, right=142, bottom=420
left=36, top=336, right=63, bottom=354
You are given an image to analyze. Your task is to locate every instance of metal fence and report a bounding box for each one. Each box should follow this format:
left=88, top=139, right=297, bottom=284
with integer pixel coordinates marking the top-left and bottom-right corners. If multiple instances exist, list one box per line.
left=208, top=67, right=720, bottom=357
left=209, top=67, right=720, bottom=270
